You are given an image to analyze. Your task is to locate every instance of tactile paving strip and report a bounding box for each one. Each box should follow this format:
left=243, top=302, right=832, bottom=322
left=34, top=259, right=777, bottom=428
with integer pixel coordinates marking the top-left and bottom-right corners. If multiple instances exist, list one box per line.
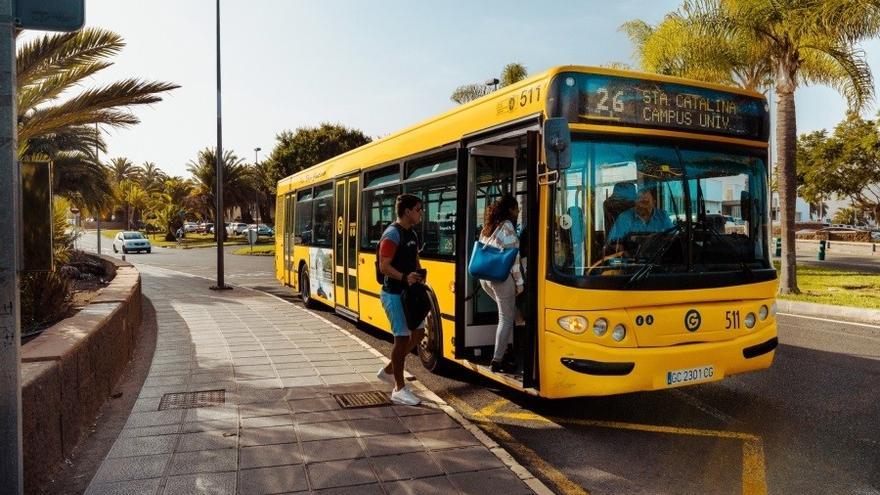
left=333, top=391, right=392, bottom=409
left=158, top=389, right=225, bottom=410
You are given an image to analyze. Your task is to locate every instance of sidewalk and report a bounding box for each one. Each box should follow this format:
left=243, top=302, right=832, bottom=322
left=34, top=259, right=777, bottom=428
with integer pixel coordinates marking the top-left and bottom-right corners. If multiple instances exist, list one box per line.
left=84, top=264, right=542, bottom=495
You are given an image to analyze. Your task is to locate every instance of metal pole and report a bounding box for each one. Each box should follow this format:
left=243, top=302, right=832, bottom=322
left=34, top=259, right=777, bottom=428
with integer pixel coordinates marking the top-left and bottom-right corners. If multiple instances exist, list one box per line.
left=211, top=0, right=229, bottom=290
left=95, top=123, right=101, bottom=254
left=0, top=0, right=23, bottom=491
left=254, top=147, right=260, bottom=225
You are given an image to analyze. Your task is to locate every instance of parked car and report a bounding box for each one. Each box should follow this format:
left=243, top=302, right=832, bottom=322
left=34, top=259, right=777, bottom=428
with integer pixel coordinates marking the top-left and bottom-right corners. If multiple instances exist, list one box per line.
left=113, top=231, right=151, bottom=254
left=227, top=222, right=248, bottom=235
left=197, top=222, right=213, bottom=234
left=246, top=224, right=275, bottom=236
left=183, top=222, right=198, bottom=233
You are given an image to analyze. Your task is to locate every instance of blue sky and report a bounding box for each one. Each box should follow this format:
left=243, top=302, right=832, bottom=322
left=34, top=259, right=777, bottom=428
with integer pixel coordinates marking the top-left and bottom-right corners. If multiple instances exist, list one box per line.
left=68, top=0, right=880, bottom=177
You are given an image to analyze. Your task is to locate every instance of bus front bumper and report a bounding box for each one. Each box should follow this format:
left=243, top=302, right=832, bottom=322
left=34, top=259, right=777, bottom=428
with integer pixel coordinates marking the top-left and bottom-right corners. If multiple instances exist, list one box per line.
left=542, top=322, right=777, bottom=399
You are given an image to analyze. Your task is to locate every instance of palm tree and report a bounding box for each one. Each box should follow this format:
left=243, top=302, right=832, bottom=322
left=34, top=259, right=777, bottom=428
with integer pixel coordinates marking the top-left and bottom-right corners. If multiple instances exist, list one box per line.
left=186, top=148, right=255, bottom=229
left=139, top=162, right=167, bottom=192
left=107, top=156, right=141, bottom=185
left=16, top=28, right=178, bottom=211
left=114, top=179, right=148, bottom=230
left=450, top=63, right=529, bottom=104
left=622, top=0, right=880, bottom=294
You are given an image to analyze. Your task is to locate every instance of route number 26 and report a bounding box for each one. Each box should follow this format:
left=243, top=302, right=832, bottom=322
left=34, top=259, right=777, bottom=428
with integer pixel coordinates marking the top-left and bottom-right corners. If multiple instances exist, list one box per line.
left=596, top=87, right=625, bottom=114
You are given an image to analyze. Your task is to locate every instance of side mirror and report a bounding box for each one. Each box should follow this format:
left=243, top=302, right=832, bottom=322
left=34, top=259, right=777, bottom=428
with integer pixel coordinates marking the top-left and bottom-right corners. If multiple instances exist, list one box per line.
left=543, top=117, right=571, bottom=170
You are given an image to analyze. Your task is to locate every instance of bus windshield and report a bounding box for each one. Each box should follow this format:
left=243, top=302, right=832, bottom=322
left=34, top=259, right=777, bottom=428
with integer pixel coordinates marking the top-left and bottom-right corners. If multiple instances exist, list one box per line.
left=551, top=138, right=771, bottom=289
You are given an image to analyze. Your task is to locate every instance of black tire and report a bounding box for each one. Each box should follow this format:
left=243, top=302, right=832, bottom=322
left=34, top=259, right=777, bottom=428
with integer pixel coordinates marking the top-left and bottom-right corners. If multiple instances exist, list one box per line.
left=299, top=267, right=317, bottom=308
left=112, top=245, right=117, bottom=253
left=122, top=248, right=128, bottom=254
left=418, top=292, right=450, bottom=374
left=146, top=249, right=152, bottom=254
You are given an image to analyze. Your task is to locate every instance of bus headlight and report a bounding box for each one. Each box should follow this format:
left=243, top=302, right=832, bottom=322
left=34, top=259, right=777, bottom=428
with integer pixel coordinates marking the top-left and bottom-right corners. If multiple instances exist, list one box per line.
left=745, top=312, right=756, bottom=328
left=759, top=305, right=769, bottom=320
left=558, top=316, right=588, bottom=334
left=593, top=318, right=608, bottom=337
left=611, top=324, right=626, bottom=342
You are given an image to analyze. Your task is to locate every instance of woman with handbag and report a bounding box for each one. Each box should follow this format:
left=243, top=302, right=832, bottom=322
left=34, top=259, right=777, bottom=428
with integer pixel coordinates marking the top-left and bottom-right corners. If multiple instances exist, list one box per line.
left=477, top=194, right=523, bottom=372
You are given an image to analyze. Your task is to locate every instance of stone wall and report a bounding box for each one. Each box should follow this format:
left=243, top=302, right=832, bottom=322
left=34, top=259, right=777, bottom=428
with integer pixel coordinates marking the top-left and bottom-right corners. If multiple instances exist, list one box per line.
left=20, top=254, right=142, bottom=491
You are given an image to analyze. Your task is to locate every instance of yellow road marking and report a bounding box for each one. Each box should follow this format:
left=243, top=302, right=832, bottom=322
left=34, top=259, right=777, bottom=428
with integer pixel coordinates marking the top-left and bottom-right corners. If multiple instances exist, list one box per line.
left=474, top=398, right=509, bottom=418
left=741, top=440, right=767, bottom=495
left=466, top=397, right=768, bottom=495
left=444, top=395, right=590, bottom=495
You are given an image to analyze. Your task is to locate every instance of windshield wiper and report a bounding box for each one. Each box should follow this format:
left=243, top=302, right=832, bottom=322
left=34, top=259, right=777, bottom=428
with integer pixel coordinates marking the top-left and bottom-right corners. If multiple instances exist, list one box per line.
left=626, top=223, right=685, bottom=287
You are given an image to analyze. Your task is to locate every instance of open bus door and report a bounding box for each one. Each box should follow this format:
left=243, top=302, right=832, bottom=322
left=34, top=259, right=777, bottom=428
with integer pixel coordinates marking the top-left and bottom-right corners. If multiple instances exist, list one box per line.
left=454, top=128, right=539, bottom=389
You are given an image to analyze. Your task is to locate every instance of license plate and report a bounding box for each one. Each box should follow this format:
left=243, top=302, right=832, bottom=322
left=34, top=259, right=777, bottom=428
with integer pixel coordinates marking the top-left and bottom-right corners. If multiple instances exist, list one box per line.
left=666, top=365, right=715, bottom=387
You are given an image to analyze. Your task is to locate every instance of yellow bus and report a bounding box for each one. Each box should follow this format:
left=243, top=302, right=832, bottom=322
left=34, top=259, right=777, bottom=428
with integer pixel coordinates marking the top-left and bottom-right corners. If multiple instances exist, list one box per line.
left=274, top=66, right=778, bottom=399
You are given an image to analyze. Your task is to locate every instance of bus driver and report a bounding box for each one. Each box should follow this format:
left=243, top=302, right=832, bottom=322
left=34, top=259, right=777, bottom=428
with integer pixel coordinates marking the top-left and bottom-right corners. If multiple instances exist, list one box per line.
left=606, top=187, right=672, bottom=254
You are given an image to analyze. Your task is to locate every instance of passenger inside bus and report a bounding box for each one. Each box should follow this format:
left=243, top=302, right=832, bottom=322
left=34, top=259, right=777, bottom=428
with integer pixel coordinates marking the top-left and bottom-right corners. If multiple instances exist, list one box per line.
left=605, top=187, right=672, bottom=255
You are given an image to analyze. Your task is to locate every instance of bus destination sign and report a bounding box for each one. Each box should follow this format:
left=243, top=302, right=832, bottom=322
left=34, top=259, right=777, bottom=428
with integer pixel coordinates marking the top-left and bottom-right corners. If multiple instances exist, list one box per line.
left=562, top=73, right=768, bottom=140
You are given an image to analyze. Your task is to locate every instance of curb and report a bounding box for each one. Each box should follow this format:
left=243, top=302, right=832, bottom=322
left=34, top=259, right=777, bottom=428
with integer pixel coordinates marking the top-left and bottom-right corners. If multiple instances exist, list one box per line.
left=141, top=264, right=556, bottom=495
left=777, top=299, right=880, bottom=325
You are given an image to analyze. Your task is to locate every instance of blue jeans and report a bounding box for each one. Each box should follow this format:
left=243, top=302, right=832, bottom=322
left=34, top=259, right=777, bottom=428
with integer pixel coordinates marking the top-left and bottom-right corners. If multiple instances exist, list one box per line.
left=380, top=290, right=425, bottom=337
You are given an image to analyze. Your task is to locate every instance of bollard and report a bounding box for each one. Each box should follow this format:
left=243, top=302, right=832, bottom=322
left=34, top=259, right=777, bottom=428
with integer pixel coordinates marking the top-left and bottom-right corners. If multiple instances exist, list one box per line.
left=817, top=240, right=826, bottom=261
left=774, top=237, right=781, bottom=257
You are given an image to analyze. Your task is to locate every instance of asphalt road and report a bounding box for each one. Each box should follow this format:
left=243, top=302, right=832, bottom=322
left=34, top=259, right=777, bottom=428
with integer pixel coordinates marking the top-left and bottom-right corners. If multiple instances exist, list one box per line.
left=80, top=233, right=880, bottom=495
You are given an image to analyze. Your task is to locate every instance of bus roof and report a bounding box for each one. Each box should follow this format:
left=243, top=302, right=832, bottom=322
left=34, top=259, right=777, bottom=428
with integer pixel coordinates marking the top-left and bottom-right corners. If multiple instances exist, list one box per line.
left=278, top=65, right=766, bottom=190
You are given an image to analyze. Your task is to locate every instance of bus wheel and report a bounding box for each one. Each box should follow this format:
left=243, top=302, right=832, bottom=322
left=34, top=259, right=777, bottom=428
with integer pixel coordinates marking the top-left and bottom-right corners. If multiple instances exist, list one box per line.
left=418, top=301, right=448, bottom=374
left=299, top=269, right=317, bottom=308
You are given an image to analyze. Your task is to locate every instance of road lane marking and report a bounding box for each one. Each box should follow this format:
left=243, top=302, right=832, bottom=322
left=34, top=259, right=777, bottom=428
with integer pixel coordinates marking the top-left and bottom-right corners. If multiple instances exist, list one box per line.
left=444, top=395, right=590, bottom=495
left=473, top=396, right=768, bottom=495
left=741, top=439, right=768, bottom=495
left=778, top=313, right=880, bottom=330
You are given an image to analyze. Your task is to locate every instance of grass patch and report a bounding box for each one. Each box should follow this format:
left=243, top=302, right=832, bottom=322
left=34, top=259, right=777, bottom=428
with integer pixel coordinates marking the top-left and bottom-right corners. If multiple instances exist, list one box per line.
left=232, top=244, right=275, bottom=256
left=776, top=262, right=880, bottom=309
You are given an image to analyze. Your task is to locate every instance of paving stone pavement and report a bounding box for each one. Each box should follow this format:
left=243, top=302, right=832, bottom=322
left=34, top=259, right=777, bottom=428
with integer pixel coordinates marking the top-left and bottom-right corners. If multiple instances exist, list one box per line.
left=85, top=264, right=537, bottom=495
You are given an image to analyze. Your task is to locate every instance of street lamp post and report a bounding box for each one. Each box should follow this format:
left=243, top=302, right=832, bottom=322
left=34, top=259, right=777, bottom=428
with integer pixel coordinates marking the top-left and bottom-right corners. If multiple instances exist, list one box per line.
left=254, top=147, right=261, bottom=225
left=210, top=0, right=230, bottom=291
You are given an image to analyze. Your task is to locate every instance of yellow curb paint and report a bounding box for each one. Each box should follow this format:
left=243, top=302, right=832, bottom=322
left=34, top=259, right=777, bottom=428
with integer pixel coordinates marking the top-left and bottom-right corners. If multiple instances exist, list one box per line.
left=445, top=395, right=590, bottom=495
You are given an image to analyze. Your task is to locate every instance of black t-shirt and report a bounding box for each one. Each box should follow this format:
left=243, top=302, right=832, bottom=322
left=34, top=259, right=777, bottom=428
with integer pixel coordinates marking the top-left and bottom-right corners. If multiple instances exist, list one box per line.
left=379, top=223, right=419, bottom=294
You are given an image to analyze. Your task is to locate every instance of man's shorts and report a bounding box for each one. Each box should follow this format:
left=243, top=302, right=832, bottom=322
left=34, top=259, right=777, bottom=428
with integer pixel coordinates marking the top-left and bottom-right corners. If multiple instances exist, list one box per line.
left=380, top=290, right=425, bottom=338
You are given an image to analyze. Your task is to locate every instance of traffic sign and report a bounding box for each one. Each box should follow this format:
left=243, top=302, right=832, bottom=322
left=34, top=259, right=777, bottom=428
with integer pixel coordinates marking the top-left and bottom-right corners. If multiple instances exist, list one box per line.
left=15, top=0, right=84, bottom=32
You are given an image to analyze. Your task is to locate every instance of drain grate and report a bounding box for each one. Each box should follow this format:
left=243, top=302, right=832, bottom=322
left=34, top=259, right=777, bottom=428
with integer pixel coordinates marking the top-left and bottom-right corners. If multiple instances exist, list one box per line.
left=333, top=391, right=391, bottom=409
left=158, top=389, right=225, bottom=411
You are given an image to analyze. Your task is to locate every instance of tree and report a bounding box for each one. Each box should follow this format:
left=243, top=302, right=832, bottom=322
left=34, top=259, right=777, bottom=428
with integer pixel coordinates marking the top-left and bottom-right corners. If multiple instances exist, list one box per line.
left=450, top=63, right=529, bottom=104
left=797, top=114, right=880, bottom=223
left=139, top=162, right=167, bottom=192
left=622, top=0, right=880, bottom=294
left=265, top=123, right=372, bottom=184
left=187, top=148, right=255, bottom=230
left=107, top=156, right=141, bottom=184
left=251, top=159, right=276, bottom=224
left=115, top=179, right=148, bottom=230
left=16, top=28, right=178, bottom=212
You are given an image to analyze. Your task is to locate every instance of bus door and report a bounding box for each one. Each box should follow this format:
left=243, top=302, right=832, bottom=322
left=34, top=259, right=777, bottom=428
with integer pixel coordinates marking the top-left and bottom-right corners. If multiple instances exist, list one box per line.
left=455, top=129, right=539, bottom=387
left=333, top=176, right=360, bottom=317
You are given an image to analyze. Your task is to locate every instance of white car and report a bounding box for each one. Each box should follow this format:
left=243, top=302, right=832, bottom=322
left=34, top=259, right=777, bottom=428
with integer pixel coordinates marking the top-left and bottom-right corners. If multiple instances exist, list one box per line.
left=113, top=231, right=151, bottom=254
left=227, top=222, right=247, bottom=235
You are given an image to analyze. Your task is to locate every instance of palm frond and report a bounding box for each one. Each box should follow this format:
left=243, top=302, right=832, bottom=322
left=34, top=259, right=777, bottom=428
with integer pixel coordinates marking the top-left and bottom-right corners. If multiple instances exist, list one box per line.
left=19, top=78, right=180, bottom=143
left=18, top=60, right=113, bottom=114
left=800, top=41, right=874, bottom=110
left=17, top=28, right=123, bottom=90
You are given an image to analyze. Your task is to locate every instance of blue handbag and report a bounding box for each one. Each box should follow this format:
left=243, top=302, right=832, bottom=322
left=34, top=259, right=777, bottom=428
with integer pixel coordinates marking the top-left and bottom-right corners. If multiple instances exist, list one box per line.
left=468, top=228, right=519, bottom=282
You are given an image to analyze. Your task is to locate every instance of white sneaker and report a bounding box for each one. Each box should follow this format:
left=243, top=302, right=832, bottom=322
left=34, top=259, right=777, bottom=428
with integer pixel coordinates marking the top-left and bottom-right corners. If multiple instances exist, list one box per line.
left=391, top=386, right=421, bottom=406
left=376, top=367, right=395, bottom=386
